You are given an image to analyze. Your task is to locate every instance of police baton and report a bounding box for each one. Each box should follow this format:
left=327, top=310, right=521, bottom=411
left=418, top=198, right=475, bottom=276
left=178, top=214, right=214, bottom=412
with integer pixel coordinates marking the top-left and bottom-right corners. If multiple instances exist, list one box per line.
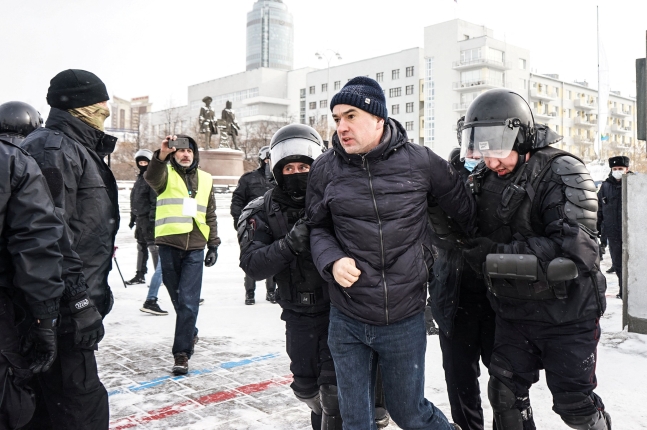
left=112, top=246, right=128, bottom=288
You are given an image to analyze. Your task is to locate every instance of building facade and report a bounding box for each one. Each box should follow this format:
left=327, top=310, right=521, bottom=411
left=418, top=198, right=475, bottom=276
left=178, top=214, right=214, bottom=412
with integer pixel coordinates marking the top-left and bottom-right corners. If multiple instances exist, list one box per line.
left=246, top=0, right=294, bottom=71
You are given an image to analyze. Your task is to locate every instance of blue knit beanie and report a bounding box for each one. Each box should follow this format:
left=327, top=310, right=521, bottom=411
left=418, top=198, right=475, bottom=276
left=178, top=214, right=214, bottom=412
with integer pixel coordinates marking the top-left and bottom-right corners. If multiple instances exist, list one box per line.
left=330, top=76, right=388, bottom=121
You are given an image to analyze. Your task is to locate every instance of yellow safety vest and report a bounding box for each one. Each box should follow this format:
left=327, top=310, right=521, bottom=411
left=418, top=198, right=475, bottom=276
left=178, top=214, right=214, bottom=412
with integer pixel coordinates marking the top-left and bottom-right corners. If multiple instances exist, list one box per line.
left=155, top=165, right=212, bottom=240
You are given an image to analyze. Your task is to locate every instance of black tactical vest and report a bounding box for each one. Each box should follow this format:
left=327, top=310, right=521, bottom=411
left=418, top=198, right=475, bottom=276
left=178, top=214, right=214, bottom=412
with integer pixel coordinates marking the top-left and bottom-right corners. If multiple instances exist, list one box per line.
left=263, top=190, right=328, bottom=308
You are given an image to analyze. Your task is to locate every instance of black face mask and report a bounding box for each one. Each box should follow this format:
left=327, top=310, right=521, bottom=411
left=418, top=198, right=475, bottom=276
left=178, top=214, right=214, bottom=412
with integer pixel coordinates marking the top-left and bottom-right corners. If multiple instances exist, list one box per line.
left=138, top=164, right=148, bottom=174
left=282, top=172, right=309, bottom=198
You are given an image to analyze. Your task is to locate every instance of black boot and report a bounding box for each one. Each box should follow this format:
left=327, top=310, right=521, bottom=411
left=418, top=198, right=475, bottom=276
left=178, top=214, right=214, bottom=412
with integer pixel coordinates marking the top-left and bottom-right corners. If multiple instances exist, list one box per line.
left=125, top=273, right=146, bottom=285
left=266, top=290, right=276, bottom=303
left=140, top=298, right=168, bottom=315
left=245, top=291, right=255, bottom=305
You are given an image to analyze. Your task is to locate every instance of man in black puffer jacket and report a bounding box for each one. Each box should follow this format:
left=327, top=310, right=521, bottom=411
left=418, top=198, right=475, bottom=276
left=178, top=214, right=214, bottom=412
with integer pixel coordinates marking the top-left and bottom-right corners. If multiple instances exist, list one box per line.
left=307, top=76, right=475, bottom=430
left=597, top=155, right=629, bottom=299
left=21, top=69, right=116, bottom=430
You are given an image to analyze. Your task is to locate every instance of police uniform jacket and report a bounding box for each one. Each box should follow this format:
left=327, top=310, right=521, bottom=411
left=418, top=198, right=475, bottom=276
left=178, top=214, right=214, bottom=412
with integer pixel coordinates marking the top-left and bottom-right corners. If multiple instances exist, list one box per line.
left=597, top=175, right=623, bottom=240
left=21, top=109, right=119, bottom=317
left=230, top=165, right=274, bottom=226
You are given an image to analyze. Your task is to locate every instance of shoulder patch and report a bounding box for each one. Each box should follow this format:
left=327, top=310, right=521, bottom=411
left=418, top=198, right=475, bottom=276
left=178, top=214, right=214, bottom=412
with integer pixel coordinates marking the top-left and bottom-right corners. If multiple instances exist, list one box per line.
left=44, top=131, right=64, bottom=149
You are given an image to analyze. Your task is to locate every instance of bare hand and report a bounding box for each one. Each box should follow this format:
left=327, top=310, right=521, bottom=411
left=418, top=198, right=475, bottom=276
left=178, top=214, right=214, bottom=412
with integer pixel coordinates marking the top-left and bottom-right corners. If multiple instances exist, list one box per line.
left=159, top=135, right=177, bottom=161
left=332, top=257, right=361, bottom=288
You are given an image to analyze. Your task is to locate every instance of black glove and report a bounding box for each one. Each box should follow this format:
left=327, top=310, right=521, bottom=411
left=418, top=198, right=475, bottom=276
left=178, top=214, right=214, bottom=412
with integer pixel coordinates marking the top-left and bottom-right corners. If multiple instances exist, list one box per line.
left=462, top=237, right=497, bottom=275
left=67, top=292, right=105, bottom=348
left=284, top=218, right=309, bottom=255
left=205, top=246, right=218, bottom=267
left=129, top=214, right=136, bottom=229
left=599, top=245, right=606, bottom=260
left=424, top=306, right=439, bottom=336
left=233, top=218, right=239, bottom=230
left=21, top=318, right=58, bottom=373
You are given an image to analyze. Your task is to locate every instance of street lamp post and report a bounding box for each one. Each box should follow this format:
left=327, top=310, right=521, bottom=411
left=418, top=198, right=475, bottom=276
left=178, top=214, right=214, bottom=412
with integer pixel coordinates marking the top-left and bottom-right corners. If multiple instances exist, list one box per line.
left=315, top=49, right=342, bottom=140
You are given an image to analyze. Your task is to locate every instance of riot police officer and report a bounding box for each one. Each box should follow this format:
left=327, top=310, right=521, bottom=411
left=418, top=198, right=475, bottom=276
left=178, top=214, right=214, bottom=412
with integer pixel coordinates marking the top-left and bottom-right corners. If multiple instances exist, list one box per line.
left=0, top=101, right=64, bottom=429
left=231, top=145, right=276, bottom=304
left=238, top=124, right=388, bottom=430
left=457, top=89, right=610, bottom=430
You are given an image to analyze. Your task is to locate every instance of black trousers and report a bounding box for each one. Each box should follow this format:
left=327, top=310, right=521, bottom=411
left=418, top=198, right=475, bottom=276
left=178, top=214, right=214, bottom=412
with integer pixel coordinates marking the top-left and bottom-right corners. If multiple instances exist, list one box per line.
left=439, top=300, right=496, bottom=430
left=134, top=215, right=157, bottom=275
left=244, top=274, right=276, bottom=293
left=24, top=334, right=109, bottom=430
left=607, top=237, right=622, bottom=296
left=490, top=317, right=604, bottom=425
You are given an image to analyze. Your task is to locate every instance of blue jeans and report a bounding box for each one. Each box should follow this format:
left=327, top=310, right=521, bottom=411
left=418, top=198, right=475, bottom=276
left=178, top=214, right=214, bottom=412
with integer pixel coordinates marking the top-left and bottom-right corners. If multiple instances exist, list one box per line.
left=158, top=245, right=203, bottom=358
left=146, top=259, right=163, bottom=301
left=328, top=306, right=452, bottom=430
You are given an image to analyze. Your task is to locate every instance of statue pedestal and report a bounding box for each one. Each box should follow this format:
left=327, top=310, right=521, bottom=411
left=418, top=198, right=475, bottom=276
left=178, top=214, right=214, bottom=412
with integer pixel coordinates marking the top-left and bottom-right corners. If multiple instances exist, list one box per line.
left=199, top=148, right=244, bottom=186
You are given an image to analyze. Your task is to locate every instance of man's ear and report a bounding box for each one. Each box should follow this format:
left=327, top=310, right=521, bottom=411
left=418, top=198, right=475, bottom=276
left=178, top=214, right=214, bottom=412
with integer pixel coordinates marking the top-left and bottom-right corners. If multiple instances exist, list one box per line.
left=376, top=117, right=385, bottom=129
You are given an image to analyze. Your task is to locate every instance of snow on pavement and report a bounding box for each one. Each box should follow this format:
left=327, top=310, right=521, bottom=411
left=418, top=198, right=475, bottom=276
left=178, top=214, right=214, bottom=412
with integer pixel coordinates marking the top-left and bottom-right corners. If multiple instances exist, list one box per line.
left=100, top=190, right=647, bottom=429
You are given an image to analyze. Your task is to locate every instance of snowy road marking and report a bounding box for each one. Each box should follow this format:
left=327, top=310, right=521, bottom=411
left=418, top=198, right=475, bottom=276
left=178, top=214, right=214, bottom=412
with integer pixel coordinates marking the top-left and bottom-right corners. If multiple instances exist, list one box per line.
left=107, top=352, right=280, bottom=396
left=109, top=375, right=292, bottom=429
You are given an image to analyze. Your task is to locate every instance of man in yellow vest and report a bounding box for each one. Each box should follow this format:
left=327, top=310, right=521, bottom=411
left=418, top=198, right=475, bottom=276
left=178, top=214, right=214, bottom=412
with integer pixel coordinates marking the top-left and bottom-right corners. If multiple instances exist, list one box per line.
left=145, top=134, right=220, bottom=375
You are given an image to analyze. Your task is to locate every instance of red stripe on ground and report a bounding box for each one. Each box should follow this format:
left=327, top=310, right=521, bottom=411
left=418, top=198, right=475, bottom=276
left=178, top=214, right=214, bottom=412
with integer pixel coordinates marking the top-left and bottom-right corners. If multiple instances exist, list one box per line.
left=110, top=376, right=292, bottom=429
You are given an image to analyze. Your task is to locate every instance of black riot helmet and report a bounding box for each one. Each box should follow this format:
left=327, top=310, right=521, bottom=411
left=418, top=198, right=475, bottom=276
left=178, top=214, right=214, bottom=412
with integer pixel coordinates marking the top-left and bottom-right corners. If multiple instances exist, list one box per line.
left=458, top=89, right=536, bottom=160
left=270, top=124, right=324, bottom=187
left=0, top=101, right=43, bottom=138
left=258, top=145, right=270, bottom=164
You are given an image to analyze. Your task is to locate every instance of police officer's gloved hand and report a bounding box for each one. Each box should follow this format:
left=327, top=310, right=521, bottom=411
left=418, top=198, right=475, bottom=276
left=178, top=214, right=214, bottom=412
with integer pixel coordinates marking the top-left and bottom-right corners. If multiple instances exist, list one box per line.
left=599, top=244, right=606, bottom=259
left=21, top=317, right=58, bottom=373
left=129, top=214, right=136, bottom=229
left=233, top=218, right=239, bottom=230
left=204, top=246, right=218, bottom=267
left=285, top=218, right=309, bottom=255
left=424, top=306, right=439, bottom=336
left=462, top=237, right=497, bottom=275
left=68, top=292, right=105, bottom=348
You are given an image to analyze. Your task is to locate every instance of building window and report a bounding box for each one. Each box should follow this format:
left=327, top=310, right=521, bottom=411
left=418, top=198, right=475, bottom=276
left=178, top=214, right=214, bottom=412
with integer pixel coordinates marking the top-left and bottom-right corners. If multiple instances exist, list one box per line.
left=309, top=116, right=315, bottom=126
left=392, top=104, right=400, bottom=115
left=389, top=87, right=402, bottom=98
left=406, top=121, right=414, bottom=131
left=309, top=86, right=315, bottom=94
left=460, top=48, right=481, bottom=64
left=376, top=72, right=383, bottom=82
left=320, top=100, right=327, bottom=108
left=300, top=88, right=306, bottom=98
left=406, top=102, right=414, bottom=113
left=334, top=81, right=341, bottom=90
left=424, top=57, right=435, bottom=147
left=406, top=66, right=414, bottom=77
left=309, top=102, right=316, bottom=110
left=322, top=83, right=328, bottom=92
left=519, top=58, right=526, bottom=69
left=392, top=69, right=400, bottom=80
left=321, top=115, right=327, bottom=124
left=405, top=85, right=414, bottom=95
left=488, top=48, right=504, bottom=64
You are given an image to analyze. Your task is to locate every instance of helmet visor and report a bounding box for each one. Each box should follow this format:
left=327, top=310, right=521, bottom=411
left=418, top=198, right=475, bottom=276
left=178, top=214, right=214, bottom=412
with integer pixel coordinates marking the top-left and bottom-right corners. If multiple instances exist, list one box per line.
left=460, top=118, right=521, bottom=160
left=270, top=137, right=323, bottom=173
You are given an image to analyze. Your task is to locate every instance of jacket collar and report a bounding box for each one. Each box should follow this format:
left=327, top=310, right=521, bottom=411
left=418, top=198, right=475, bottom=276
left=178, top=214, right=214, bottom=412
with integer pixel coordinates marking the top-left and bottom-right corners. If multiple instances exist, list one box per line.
left=331, top=117, right=408, bottom=164
left=45, top=108, right=117, bottom=155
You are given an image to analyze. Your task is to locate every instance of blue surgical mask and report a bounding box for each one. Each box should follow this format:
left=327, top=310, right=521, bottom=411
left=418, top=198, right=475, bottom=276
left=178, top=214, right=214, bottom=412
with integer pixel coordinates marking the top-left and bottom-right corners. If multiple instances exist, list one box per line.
left=464, top=159, right=480, bottom=172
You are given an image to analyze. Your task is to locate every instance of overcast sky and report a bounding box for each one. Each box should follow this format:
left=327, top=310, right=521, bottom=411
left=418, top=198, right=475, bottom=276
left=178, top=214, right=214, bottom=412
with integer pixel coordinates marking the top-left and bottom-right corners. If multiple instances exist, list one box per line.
left=3, top=0, right=646, bottom=117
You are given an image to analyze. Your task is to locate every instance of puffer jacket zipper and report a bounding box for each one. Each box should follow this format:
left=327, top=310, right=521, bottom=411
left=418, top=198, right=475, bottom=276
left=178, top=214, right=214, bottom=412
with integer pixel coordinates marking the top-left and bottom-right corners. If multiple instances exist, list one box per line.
left=363, top=155, right=389, bottom=324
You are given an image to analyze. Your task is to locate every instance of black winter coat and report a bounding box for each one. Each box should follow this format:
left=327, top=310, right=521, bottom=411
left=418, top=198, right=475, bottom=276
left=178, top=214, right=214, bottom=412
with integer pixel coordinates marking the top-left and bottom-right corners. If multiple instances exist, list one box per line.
left=230, top=165, right=275, bottom=226
left=130, top=172, right=157, bottom=220
left=0, top=136, right=64, bottom=319
left=21, top=109, right=120, bottom=317
left=474, top=148, right=606, bottom=325
left=306, top=118, right=476, bottom=326
left=597, top=175, right=623, bottom=240
left=239, top=187, right=329, bottom=314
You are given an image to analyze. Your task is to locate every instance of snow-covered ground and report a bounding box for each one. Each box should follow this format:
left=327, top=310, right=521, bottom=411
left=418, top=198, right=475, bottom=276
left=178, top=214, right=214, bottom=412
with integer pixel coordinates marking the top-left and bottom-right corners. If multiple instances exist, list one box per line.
left=101, top=190, right=647, bottom=429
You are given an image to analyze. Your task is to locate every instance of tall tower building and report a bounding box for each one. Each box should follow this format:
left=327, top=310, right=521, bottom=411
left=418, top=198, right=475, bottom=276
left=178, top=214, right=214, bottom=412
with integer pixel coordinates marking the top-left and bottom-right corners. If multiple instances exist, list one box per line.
left=246, top=0, right=294, bottom=71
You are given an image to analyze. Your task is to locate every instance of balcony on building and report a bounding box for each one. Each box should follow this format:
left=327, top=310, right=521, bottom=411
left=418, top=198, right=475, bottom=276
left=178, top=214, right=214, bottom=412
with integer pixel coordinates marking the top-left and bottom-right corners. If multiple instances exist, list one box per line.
left=573, top=135, right=594, bottom=145
left=573, top=99, right=596, bottom=111
left=610, top=107, right=631, bottom=117
left=453, top=79, right=505, bottom=92
left=452, top=58, right=511, bottom=71
left=610, top=124, right=632, bottom=134
left=531, top=108, right=557, bottom=122
left=529, top=88, right=557, bottom=101
left=453, top=102, right=470, bottom=112
left=573, top=117, right=596, bottom=128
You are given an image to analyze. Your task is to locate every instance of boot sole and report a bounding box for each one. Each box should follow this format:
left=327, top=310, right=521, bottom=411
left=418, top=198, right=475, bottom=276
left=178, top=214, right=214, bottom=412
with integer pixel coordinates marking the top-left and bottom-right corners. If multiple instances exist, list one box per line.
left=172, top=367, right=188, bottom=375
left=140, top=307, right=169, bottom=316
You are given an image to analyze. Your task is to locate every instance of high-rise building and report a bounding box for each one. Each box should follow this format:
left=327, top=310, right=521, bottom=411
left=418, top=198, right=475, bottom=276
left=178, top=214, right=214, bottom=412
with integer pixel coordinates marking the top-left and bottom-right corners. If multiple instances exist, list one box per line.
left=246, top=0, right=294, bottom=71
